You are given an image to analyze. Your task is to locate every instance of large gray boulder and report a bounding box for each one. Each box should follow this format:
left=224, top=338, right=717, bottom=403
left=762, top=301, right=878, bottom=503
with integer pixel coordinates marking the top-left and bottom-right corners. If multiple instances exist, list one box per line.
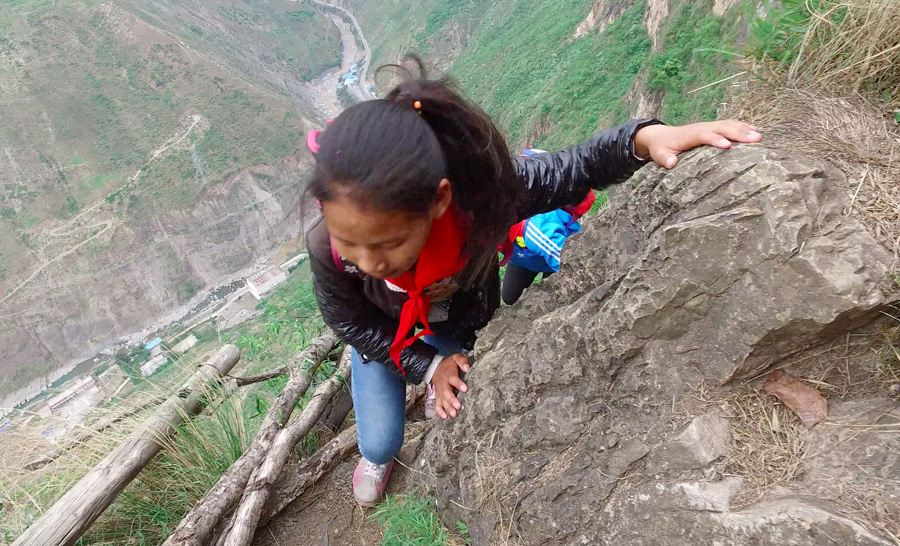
left=417, top=146, right=898, bottom=545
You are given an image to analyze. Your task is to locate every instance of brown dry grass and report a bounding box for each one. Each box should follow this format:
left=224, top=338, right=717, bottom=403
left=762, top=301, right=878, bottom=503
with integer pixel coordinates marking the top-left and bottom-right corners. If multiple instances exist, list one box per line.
left=783, top=0, right=900, bottom=104
left=469, top=431, right=525, bottom=546
left=676, top=319, right=900, bottom=540
left=678, top=381, right=809, bottom=509
left=722, top=0, right=900, bottom=269
left=723, top=82, right=900, bottom=269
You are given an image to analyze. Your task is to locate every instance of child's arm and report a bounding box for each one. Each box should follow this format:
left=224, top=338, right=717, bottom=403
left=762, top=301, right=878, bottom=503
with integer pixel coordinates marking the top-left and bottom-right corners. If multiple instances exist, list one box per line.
left=307, top=220, right=438, bottom=383
left=514, top=119, right=761, bottom=219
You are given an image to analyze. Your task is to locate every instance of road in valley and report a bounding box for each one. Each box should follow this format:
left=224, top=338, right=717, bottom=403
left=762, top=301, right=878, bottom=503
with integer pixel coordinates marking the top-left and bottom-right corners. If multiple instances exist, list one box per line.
left=303, top=0, right=373, bottom=102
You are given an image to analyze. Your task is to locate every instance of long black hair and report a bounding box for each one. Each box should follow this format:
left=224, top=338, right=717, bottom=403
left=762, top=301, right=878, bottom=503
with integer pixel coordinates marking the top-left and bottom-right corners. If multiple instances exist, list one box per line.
left=308, top=57, right=519, bottom=286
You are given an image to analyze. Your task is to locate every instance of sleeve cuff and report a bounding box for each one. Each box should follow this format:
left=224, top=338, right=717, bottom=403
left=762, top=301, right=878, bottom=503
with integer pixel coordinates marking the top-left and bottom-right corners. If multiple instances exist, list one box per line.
left=630, top=118, right=665, bottom=162
left=422, top=354, right=444, bottom=385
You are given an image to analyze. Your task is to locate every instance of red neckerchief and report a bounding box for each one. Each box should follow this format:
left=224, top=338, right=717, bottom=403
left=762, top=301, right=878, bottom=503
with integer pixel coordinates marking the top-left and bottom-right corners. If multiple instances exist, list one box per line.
left=386, top=207, right=468, bottom=372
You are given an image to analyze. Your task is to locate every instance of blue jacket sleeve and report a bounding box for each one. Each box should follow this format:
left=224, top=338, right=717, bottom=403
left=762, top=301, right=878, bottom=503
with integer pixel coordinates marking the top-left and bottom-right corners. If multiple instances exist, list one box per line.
left=523, top=212, right=574, bottom=272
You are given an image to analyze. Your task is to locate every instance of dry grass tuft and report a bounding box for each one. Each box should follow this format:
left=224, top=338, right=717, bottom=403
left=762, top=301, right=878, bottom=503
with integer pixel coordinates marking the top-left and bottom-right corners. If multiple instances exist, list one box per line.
left=469, top=431, right=525, bottom=546
left=719, top=390, right=810, bottom=508
left=787, top=0, right=900, bottom=104
left=680, top=384, right=809, bottom=509
left=782, top=0, right=900, bottom=104
left=677, top=320, right=900, bottom=513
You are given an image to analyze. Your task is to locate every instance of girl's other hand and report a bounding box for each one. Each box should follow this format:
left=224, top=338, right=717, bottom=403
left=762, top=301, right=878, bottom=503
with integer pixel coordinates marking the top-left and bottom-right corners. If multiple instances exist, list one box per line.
left=431, top=353, right=470, bottom=420
left=633, top=120, right=762, bottom=169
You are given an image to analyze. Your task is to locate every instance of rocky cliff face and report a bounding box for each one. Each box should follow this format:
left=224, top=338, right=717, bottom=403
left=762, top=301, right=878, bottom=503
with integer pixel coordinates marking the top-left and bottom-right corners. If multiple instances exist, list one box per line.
left=418, top=146, right=900, bottom=545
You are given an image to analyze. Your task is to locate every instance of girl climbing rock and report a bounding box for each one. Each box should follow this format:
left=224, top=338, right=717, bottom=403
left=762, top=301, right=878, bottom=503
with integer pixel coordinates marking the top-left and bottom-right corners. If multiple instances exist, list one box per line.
left=305, top=59, right=761, bottom=506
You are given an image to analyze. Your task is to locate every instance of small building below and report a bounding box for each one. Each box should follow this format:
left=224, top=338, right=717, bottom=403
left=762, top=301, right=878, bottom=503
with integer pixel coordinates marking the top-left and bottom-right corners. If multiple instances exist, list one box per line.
left=172, top=334, right=199, bottom=354
left=96, top=364, right=134, bottom=398
left=145, top=337, right=163, bottom=357
left=247, top=266, right=287, bottom=301
left=47, top=376, right=100, bottom=413
left=140, top=353, right=168, bottom=377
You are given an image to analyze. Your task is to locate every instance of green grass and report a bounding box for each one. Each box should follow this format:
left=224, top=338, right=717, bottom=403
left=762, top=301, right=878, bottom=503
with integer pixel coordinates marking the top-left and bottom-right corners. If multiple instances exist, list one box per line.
left=452, top=0, right=651, bottom=149
left=348, top=0, right=753, bottom=151
left=647, top=0, right=730, bottom=124
left=371, top=491, right=452, bottom=546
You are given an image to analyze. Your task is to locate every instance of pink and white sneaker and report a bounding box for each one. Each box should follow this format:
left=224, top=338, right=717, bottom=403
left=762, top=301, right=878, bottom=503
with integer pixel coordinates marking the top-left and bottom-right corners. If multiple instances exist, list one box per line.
left=424, top=383, right=437, bottom=420
left=352, top=457, right=394, bottom=506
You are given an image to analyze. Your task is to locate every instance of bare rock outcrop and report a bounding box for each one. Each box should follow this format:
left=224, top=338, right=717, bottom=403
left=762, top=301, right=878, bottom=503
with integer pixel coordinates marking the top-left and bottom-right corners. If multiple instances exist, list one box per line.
left=418, top=146, right=898, bottom=545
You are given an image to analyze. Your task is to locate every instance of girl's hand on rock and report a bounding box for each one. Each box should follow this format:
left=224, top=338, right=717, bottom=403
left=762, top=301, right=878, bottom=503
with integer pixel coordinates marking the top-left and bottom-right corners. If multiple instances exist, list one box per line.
left=634, top=120, right=762, bottom=169
left=432, top=353, right=470, bottom=420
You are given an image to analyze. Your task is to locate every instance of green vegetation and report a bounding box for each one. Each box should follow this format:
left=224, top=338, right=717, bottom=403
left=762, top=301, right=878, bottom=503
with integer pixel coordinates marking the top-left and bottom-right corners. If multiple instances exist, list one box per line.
left=647, top=0, right=738, bottom=124
left=233, top=263, right=323, bottom=370
left=371, top=491, right=454, bottom=546
left=347, top=0, right=756, bottom=151
left=337, top=86, right=361, bottom=109
left=454, top=1, right=651, bottom=149
left=78, top=173, right=118, bottom=192
left=0, top=266, right=331, bottom=544
left=750, top=0, right=899, bottom=107
left=180, top=279, right=203, bottom=300
left=217, top=5, right=261, bottom=25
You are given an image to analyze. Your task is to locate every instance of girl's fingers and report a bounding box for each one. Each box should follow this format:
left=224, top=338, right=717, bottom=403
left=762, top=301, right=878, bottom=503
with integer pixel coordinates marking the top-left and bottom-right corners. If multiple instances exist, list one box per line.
left=651, top=120, right=762, bottom=170
left=448, top=375, right=468, bottom=393
left=438, top=383, right=462, bottom=411
left=663, top=153, right=678, bottom=169
left=439, top=397, right=457, bottom=418
left=650, top=147, right=679, bottom=169
left=711, top=120, right=762, bottom=143
left=697, top=130, right=733, bottom=150
left=452, top=353, right=470, bottom=373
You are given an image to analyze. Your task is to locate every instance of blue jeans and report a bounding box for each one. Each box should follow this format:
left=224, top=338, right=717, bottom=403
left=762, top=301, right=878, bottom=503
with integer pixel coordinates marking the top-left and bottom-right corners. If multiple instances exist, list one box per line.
left=351, top=334, right=462, bottom=464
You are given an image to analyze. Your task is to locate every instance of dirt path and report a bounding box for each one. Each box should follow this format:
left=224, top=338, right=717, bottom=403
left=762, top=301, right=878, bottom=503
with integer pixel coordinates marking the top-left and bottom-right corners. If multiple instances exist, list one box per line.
left=254, top=416, right=431, bottom=546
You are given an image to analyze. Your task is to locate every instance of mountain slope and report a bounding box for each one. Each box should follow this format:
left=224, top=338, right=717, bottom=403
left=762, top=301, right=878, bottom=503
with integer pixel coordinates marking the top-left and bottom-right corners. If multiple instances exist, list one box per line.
left=0, top=0, right=339, bottom=404
left=346, top=0, right=756, bottom=148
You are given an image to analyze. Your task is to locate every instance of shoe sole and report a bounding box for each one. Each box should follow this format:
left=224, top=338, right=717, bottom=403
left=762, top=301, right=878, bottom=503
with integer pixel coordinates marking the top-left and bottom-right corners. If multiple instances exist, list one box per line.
left=354, top=495, right=378, bottom=507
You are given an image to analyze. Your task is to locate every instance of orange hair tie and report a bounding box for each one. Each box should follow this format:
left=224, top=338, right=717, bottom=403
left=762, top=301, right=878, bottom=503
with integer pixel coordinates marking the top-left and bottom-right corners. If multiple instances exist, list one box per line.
left=413, top=100, right=422, bottom=110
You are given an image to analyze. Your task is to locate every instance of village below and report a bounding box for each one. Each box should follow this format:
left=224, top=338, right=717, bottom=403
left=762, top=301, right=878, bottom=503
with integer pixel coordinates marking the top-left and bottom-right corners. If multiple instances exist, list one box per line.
left=0, top=244, right=307, bottom=445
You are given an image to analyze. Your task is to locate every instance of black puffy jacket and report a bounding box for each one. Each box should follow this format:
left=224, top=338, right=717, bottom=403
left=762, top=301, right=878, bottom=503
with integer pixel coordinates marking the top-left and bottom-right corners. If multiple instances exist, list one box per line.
left=307, top=119, right=660, bottom=383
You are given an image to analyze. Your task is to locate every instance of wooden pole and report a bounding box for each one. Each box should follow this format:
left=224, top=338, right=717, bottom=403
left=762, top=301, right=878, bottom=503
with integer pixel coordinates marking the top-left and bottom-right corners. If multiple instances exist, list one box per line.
left=232, top=345, right=343, bottom=387
left=12, top=345, right=241, bottom=546
left=233, top=367, right=288, bottom=387
left=318, top=347, right=353, bottom=432
left=263, top=424, right=358, bottom=525
left=162, top=330, right=339, bottom=546
left=218, top=356, right=351, bottom=546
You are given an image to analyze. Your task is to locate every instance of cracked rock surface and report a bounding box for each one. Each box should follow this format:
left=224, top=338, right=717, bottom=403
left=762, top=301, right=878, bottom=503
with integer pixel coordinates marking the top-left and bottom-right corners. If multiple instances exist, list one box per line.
left=416, top=146, right=899, bottom=545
